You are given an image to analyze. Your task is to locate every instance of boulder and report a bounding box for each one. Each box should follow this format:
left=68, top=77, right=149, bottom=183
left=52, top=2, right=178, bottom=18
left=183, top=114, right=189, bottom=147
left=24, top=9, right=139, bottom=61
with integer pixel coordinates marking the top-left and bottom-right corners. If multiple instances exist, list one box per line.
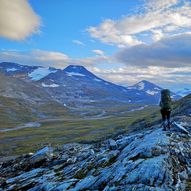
left=30, top=146, right=54, bottom=164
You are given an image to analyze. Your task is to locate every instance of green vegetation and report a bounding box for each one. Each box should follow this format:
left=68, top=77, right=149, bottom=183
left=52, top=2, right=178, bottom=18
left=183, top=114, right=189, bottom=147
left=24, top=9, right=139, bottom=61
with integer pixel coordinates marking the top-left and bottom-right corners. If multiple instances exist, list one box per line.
left=0, top=104, right=159, bottom=157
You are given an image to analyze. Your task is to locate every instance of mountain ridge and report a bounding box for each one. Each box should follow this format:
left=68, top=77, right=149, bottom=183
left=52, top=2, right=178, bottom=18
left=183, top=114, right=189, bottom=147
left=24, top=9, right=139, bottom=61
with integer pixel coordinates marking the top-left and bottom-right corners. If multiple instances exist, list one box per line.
left=0, top=62, right=182, bottom=107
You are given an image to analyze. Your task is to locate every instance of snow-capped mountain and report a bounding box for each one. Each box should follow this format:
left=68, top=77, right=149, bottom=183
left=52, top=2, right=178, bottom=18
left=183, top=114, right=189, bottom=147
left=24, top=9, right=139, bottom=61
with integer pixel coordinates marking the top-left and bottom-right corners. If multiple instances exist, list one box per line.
left=128, top=80, right=162, bottom=95
left=128, top=80, right=181, bottom=102
left=0, top=62, right=181, bottom=107
left=176, top=88, right=191, bottom=97
left=38, top=65, right=143, bottom=107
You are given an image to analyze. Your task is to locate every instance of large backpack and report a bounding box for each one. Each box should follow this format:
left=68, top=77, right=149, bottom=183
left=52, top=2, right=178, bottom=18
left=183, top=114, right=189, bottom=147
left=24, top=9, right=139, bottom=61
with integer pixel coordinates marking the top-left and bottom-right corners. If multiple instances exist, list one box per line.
left=160, top=89, right=172, bottom=110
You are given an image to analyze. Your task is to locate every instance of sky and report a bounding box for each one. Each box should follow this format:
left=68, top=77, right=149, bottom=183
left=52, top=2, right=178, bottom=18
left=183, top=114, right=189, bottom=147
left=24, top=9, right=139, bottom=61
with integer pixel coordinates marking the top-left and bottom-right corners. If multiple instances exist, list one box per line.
left=0, top=0, right=191, bottom=91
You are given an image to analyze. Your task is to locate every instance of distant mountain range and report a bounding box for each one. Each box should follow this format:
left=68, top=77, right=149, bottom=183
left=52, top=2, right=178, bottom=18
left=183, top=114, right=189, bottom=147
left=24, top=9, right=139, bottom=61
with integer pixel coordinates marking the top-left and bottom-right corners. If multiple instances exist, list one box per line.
left=176, top=88, right=191, bottom=97
left=0, top=62, right=181, bottom=108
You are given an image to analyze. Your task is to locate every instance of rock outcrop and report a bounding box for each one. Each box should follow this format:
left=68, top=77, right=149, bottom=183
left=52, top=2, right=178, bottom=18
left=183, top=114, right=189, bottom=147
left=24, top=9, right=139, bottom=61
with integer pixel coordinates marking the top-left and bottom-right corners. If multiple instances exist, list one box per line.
left=0, top=116, right=191, bottom=191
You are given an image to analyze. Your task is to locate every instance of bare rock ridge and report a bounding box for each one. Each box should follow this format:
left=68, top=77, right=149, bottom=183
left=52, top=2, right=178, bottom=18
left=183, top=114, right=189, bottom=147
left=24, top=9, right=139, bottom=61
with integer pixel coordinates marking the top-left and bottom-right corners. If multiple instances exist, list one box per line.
left=0, top=116, right=191, bottom=191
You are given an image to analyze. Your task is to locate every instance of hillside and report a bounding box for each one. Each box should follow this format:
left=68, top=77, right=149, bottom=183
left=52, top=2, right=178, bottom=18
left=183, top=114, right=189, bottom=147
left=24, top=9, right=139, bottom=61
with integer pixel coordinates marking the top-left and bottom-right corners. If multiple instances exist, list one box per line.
left=173, top=93, right=191, bottom=116
left=0, top=95, right=190, bottom=191
left=0, top=73, right=70, bottom=128
left=0, top=116, right=190, bottom=191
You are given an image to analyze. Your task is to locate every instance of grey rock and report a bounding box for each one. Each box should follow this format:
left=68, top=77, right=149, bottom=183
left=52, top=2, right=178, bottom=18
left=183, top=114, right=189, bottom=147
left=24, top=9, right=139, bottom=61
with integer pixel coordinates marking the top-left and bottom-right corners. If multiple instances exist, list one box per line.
left=30, top=146, right=54, bottom=164
left=108, top=139, right=118, bottom=150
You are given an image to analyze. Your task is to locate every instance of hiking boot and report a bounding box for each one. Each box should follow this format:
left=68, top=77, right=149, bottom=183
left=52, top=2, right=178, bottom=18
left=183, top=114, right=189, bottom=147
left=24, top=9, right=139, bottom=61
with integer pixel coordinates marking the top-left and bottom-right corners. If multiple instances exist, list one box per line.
left=167, top=121, right=171, bottom=130
left=161, top=122, right=166, bottom=131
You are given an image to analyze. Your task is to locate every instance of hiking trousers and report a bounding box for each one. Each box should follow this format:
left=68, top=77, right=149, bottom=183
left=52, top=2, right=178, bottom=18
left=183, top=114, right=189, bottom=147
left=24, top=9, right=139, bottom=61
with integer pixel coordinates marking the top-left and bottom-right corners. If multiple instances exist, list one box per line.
left=160, top=109, right=171, bottom=121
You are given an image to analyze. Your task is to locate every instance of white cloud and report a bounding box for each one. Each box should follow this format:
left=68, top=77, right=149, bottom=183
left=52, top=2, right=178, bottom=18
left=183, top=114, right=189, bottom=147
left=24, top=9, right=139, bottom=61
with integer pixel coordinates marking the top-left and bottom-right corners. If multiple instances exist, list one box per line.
left=33, top=50, right=69, bottom=62
left=87, top=0, right=191, bottom=47
left=72, top=40, right=86, bottom=46
left=88, top=20, right=142, bottom=47
left=0, top=0, right=41, bottom=40
left=0, top=50, right=70, bottom=68
left=92, top=49, right=105, bottom=56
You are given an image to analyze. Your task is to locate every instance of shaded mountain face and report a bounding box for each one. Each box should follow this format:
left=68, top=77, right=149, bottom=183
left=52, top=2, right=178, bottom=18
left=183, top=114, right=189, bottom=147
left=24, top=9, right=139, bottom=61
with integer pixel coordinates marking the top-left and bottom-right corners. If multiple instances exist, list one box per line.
left=0, top=62, right=181, bottom=107
left=173, top=93, right=191, bottom=116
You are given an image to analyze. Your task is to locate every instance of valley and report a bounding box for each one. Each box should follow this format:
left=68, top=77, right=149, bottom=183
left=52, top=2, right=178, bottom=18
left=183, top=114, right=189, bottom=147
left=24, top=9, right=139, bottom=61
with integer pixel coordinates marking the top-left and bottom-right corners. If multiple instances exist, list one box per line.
left=0, top=62, right=187, bottom=159
left=0, top=104, right=159, bottom=158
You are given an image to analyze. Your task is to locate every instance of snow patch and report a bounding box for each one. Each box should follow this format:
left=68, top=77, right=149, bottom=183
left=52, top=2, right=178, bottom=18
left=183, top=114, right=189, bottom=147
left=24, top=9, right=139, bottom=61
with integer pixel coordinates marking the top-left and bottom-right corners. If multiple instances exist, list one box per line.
left=6, top=68, right=18, bottom=72
left=29, top=68, right=57, bottom=81
left=41, top=83, right=59, bottom=88
left=146, top=90, right=158, bottom=95
left=94, top=78, right=102, bottom=82
left=137, top=82, right=145, bottom=90
left=127, top=86, right=136, bottom=90
left=66, top=72, right=85, bottom=77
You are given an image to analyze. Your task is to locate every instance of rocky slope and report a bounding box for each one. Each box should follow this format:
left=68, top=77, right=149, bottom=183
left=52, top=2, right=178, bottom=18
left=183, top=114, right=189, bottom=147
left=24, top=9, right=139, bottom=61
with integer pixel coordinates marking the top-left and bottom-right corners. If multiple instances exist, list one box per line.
left=0, top=115, right=191, bottom=191
left=173, top=94, right=191, bottom=116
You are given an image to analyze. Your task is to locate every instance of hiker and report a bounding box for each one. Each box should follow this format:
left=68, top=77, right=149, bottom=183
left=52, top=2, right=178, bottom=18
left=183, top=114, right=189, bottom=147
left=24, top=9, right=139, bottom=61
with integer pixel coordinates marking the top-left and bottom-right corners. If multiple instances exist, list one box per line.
left=159, top=89, right=172, bottom=131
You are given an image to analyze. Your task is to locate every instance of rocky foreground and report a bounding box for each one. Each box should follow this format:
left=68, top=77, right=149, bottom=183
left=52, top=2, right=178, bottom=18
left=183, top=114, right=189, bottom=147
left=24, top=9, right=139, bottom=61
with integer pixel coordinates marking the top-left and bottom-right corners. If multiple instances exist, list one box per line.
left=0, top=116, right=191, bottom=191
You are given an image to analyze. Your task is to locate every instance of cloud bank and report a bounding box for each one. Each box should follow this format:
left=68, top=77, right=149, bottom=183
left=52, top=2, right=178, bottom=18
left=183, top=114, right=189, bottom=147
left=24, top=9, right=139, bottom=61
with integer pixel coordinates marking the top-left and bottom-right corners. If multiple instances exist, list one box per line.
left=115, top=33, right=191, bottom=68
left=87, top=0, right=191, bottom=47
left=0, top=0, right=41, bottom=40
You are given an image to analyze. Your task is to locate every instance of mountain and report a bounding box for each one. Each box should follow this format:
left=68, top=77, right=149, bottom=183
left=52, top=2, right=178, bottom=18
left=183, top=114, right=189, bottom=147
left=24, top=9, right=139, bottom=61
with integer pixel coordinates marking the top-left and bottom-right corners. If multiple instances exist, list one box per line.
left=0, top=73, right=69, bottom=128
left=1, top=95, right=191, bottom=190
left=38, top=65, right=152, bottom=107
left=176, top=88, right=191, bottom=97
left=0, top=62, right=181, bottom=107
left=128, top=80, right=181, bottom=102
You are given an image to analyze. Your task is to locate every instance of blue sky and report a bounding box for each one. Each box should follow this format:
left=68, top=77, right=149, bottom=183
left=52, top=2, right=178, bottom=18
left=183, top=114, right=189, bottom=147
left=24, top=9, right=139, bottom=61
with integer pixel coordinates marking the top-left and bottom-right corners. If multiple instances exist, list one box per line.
left=0, top=0, right=191, bottom=91
left=1, top=0, right=141, bottom=57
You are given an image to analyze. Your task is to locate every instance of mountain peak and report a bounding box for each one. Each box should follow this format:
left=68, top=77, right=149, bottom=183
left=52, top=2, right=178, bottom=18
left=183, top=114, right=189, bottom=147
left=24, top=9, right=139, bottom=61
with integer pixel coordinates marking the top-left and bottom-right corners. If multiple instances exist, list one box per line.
left=134, top=80, right=162, bottom=90
left=63, top=65, right=96, bottom=78
left=64, top=65, right=86, bottom=71
left=137, top=80, right=157, bottom=86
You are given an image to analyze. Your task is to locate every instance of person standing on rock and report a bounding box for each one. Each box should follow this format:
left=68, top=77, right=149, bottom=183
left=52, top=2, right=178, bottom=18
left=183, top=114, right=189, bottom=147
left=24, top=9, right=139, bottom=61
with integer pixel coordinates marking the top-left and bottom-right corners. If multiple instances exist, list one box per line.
left=159, top=89, right=172, bottom=131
